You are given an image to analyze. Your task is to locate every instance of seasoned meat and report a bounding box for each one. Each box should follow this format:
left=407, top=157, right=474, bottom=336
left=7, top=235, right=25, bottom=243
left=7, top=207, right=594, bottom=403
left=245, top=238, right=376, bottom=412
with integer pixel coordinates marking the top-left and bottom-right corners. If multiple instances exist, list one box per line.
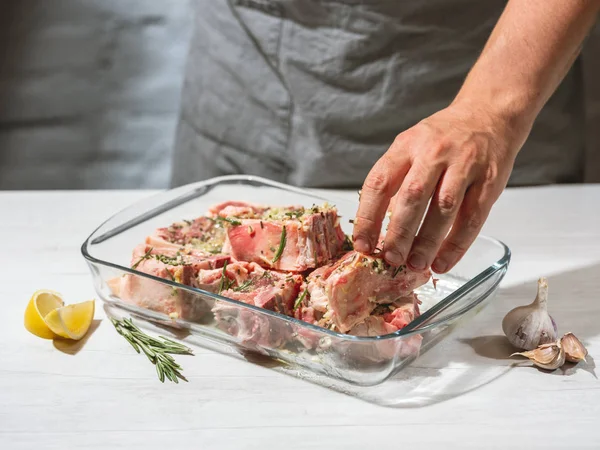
left=200, top=260, right=303, bottom=349
left=114, top=200, right=432, bottom=345
left=147, top=216, right=227, bottom=254
left=306, top=251, right=431, bottom=333
left=349, top=294, right=421, bottom=336
left=110, top=244, right=229, bottom=321
left=198, top=261, right=303, bottom=316
left=210, top=201, right=346, bottom=272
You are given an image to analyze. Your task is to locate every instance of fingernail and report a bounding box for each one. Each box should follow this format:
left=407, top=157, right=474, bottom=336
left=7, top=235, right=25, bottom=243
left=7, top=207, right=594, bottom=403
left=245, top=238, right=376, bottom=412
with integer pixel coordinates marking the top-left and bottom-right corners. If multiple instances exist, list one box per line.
left=384, top=250, right=404, bottom=266
left=353, top=237, right=371, bottom=253
left=432, top=258, right=448, bottom=273
left=408, top=253, right=427, bottom=271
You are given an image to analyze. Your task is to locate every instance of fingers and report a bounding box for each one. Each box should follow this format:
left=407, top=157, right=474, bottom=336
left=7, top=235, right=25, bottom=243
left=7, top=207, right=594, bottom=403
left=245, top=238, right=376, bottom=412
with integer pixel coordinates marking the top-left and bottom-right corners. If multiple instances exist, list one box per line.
left=382, top=161, right=443, bottom=266
left=406, top=167, right=469, bottom=271
left=431, top=182, right=496, bottom=273
left=353, top=152, right=410, bottom=253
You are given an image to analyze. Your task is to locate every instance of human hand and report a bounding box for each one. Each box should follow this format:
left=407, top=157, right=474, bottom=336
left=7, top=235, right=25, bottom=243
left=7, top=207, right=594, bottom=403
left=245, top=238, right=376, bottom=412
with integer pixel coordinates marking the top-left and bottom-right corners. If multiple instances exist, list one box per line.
left=352, top=101, right=526, bottom=274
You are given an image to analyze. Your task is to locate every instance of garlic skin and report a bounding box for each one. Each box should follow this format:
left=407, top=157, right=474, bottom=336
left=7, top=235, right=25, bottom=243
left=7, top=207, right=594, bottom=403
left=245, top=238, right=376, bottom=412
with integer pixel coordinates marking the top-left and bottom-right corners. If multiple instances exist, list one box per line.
left=502, top=277, right=558, bottom=350
left=511, top=341, right=566, bottom=370
left=561, top=332, right=588, bottom=363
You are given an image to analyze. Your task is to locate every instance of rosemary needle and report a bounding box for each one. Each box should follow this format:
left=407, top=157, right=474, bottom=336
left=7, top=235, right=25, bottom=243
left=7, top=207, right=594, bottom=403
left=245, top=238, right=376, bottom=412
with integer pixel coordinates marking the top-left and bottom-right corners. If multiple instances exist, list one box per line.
left=233, top=279, right=254, bottom=292
left=272, top=226, right=287, bottom=264
left=110, top=317, right=193, bottom=384
left=293, top=288, right=308, bottom=311
left=218, top=260, right=231, bottom=294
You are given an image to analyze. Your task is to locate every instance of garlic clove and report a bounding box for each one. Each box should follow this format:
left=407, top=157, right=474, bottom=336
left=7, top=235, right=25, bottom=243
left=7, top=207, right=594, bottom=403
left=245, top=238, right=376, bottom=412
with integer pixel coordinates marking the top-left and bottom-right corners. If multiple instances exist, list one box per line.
left=502, top=277, right=558, bottom=351
left=511, top=341, right=566, bottom=370
left=561, top=332, right=588, bottom=363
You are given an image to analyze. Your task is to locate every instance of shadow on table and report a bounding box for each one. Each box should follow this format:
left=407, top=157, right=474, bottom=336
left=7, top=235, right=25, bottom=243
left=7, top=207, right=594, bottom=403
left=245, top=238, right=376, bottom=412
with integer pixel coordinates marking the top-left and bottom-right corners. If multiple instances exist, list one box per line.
left=273, top=262, right=600, bottom=408
left=53, top=319, right=103, bottom=355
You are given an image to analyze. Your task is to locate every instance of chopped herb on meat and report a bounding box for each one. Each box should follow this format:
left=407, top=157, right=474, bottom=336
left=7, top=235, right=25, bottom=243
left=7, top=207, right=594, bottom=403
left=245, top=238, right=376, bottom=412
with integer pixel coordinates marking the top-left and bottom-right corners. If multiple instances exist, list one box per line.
left=216, top=216, right=242, bottom=226
left=293, top=288, right=308, bottom=311
left=218, top=261, right=232, bottom=293
left=233, top=279, right=254, bottom=292
left=132, top=247, right=154, bottom=269
left=271, top=226, right=287, bottom=264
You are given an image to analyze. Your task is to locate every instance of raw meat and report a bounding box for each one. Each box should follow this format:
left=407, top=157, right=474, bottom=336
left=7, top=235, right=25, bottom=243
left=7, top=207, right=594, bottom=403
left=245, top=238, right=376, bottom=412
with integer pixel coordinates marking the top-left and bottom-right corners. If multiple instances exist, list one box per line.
left=209, top=201, right=347, bottom=272
left=115, top=199, right=432, bottom=347
left=197, top=259, right=303, bottom=349
left=110, top=244, right=228, bottom=321
left=212, top=303, right=290, bottom=352
left=197, top=260, right=303, bottom=316
left=346, top=296, right=424, bottom=361
left=147, top=216, right=227, bottom=254
left=305, top=251, right=431, bottom=333
left=349, top=294, right=421, bottom=336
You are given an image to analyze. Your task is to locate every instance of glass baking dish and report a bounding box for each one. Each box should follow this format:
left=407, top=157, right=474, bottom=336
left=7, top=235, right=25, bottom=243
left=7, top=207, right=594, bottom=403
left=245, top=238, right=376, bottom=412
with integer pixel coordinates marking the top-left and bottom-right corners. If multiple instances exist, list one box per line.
left=81, top=175, right=510, bottom=387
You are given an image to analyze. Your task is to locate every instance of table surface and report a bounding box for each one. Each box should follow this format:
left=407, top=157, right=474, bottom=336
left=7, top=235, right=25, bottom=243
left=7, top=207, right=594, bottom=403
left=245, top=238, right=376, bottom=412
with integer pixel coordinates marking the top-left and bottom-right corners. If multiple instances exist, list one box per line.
left=1, top=185, right=599, bottom=449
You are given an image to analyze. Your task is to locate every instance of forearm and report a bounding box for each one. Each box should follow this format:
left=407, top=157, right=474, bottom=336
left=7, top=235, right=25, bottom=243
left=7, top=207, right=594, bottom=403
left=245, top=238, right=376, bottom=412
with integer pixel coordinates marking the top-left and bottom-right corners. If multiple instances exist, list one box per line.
left=454, top=0, right=600, bottom=141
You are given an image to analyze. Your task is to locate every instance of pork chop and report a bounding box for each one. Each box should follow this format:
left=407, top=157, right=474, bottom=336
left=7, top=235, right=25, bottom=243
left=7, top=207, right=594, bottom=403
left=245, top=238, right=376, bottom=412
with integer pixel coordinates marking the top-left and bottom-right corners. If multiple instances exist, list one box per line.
left=209, top=201, right=346, bottom=272
left=306, top=251, right=431, bottom=333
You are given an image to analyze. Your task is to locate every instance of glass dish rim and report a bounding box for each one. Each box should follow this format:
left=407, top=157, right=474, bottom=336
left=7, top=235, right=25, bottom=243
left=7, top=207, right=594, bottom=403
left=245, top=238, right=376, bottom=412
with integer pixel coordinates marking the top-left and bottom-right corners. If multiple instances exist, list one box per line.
left=81, top=175, right=511, bottom=342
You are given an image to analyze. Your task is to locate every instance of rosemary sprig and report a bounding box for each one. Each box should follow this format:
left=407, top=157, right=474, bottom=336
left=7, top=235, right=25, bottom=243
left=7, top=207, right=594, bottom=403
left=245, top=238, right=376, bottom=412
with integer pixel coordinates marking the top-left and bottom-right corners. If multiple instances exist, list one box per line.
left=272, top=226, right=287, bottom=264
left=132, top=247, right=154, bottom=270
left=233, top=279, right=254, bottom=292
left=293, top=287, right=308, bottom=311
left=110, top=317, right=193, bottom=383
left=216, top=216, right=242, bottom=226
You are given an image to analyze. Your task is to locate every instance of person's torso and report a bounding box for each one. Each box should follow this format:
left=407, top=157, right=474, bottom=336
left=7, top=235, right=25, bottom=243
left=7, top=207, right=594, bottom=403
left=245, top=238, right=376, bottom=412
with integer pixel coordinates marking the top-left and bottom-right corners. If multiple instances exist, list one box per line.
left=172, top=0, right=588, bottom=188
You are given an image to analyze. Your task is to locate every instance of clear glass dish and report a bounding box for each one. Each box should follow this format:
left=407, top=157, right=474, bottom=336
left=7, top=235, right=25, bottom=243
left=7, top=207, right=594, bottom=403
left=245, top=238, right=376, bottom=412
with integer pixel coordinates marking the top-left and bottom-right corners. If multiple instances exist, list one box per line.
left=81, top=175, right=510, bottom=387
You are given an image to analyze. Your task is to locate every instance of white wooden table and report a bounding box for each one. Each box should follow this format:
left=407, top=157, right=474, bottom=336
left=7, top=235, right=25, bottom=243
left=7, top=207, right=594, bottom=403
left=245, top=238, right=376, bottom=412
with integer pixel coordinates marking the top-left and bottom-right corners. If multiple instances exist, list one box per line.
left=1, top=186, right=599, bottom=449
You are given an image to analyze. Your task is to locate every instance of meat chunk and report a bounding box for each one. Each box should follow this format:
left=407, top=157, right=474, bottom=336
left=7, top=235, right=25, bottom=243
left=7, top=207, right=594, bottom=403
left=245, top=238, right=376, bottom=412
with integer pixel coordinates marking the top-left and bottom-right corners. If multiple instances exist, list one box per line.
left=306, top=251, right=431, bottom=333
left=212, top=303, right=290, bottom=352
left=347, top=296, right=424, bottom=360
left=202, top=261, right=303, bottom=349
left=349, top=294, right=421, bottom=336
left=132, top=244, right=229, bottom=273
left=209, top=201, right=346, bottom=272
left=147, top=216, right=227, bottom=254
left=198, top=261, right=303, bottom=316
left=208, top=201, right=270, bottom=218
left=110, top=244, right=228, bottom=321
left=196, top=260, right=252, bottom=293
left=114, top=199, right=434, bottom=345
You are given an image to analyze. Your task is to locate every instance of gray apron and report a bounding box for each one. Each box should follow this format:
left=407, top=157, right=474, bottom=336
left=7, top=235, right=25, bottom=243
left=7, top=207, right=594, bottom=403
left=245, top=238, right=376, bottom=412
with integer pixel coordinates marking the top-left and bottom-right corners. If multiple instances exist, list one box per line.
left=171, top=0, right=598, bottom=188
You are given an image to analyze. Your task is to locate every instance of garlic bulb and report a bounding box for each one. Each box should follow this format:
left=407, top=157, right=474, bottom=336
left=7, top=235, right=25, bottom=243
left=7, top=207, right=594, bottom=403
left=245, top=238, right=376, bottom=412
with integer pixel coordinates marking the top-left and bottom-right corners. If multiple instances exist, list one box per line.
left=511, top=341, right=565, bottom=371
left=561, top=332, right=588, bottom=363
left=502, top=277, right=558, bottom=350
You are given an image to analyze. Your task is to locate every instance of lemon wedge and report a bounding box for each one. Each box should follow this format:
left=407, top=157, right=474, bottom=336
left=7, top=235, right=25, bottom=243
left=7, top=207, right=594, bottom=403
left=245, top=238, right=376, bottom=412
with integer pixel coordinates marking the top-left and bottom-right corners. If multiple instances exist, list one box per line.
left=24, top=290, right=65, bottom=339
left=44, top=300, right=95, bottom=340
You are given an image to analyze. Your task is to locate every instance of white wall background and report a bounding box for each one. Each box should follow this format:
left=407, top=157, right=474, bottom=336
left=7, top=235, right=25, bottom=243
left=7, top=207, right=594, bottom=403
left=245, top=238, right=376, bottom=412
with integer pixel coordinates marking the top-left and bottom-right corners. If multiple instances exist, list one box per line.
left=0, top=0, right=193, bottom=190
